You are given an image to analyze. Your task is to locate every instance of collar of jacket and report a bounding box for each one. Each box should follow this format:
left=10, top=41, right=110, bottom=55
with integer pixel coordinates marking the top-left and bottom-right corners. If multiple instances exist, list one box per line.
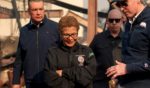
left=132, top=6, right=149, bottom=25
left=28, top=15, right=48, bottom=29
left=60, top=42, right=80, bottom=53
left=105, top=29, right=122, bottom=39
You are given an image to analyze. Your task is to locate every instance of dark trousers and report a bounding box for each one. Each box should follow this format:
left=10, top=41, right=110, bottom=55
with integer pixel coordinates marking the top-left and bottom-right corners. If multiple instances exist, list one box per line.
left=93, top=80, right=109, bottom=88
left=26, top=81, right=47, bottom=88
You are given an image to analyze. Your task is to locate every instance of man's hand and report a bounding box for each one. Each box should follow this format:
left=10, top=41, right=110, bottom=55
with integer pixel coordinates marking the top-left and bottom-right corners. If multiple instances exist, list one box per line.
left=106, top=60, right=127, bottom=79
left=12, top=84, right=21, bottom=88
left=56, top=70, right=62, bottom=77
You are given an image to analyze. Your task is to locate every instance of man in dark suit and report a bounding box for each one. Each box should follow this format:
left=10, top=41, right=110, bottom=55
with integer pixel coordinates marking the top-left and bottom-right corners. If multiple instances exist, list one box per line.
left=106, top=0, right=150, bottom=88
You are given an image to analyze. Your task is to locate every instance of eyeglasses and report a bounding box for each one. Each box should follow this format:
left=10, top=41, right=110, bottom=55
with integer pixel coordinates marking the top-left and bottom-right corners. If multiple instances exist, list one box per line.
left=108, top=19, right=121, bottom=23
left=62, top=33, right=78, bottom=38
left=116, top=1, right=128, bottom=7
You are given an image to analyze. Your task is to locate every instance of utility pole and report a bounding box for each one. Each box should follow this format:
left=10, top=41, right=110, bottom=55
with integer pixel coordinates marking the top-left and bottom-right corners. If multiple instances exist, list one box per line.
left=87, top=0, right=97, bottom=45
left=11, top=0, right=22, bottom=30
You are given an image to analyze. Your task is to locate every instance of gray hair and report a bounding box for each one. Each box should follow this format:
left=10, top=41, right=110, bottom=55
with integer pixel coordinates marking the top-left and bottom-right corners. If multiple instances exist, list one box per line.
left=140, top=0, right=148, bottom=5
left=28, top=0, right=44, bottom=6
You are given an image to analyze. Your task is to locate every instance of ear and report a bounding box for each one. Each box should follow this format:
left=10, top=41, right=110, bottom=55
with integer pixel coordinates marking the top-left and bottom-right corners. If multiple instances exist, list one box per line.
left=122, top=15, right=127, bottom=22
left=106, top=18, right=109, bottom=24
left=28, top=8, right=30, bottom=14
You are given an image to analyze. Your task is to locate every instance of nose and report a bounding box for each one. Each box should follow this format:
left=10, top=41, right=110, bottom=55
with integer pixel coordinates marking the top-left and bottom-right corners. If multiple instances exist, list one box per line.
left=112, top=21, right=116, bottom=24
left=68, top=36, right=74, bottom=40
left=37, top=10, right=40, bottom=14
left=37, top=9, right=41, bottom=14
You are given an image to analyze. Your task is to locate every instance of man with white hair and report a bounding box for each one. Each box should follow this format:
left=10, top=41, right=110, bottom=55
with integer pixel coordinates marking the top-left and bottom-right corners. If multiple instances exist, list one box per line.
left=106, top=0, right=150, bottom=88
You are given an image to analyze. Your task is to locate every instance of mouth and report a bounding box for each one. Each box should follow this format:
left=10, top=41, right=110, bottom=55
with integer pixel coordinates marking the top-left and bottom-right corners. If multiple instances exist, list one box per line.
left=36, top=16, right=42, bottom=19
left=66, top=41, right=74, bottom=44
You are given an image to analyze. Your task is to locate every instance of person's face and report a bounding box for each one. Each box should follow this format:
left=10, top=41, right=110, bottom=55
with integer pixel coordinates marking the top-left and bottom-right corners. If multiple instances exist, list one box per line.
left=107, top=10, right=123, bottom=32
left=107, top=17, right=122, bottom=32
left=61, top=26, right=78, bottom=47
left=118, top=0, right=138, bottom=19
left=28, top=1, right=45, bottom=24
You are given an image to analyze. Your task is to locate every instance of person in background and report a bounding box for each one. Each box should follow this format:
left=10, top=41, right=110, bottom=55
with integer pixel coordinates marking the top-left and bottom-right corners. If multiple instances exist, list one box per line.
left=12, top=0, right=60, bottom=88
left=106, top=0, right=150, bottom=88
left=44, top=16, right=96, bottom=88
left=90, top=9, right=124, bottom=88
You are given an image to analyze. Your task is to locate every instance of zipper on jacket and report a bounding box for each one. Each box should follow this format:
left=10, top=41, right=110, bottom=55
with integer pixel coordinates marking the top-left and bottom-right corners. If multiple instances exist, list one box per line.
left=36, top=29, right=40, bottom=80
left=69, top=51, right=74, bottom=67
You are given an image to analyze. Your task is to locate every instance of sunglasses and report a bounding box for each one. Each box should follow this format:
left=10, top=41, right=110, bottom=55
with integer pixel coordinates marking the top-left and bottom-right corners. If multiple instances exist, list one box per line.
left=116, top=1, right=128, bottom=7
left=108, top=19, right=121, bottom=23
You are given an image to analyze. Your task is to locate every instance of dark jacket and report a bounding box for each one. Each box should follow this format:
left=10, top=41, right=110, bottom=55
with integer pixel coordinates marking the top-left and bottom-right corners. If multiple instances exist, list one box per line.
left=120, top=6, right=150, bottom=87
left=44, top=42, right=96, bottom=88
left=89, top=30, right=122, bottom=88
left=13, top=17, right=60, bottom=84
